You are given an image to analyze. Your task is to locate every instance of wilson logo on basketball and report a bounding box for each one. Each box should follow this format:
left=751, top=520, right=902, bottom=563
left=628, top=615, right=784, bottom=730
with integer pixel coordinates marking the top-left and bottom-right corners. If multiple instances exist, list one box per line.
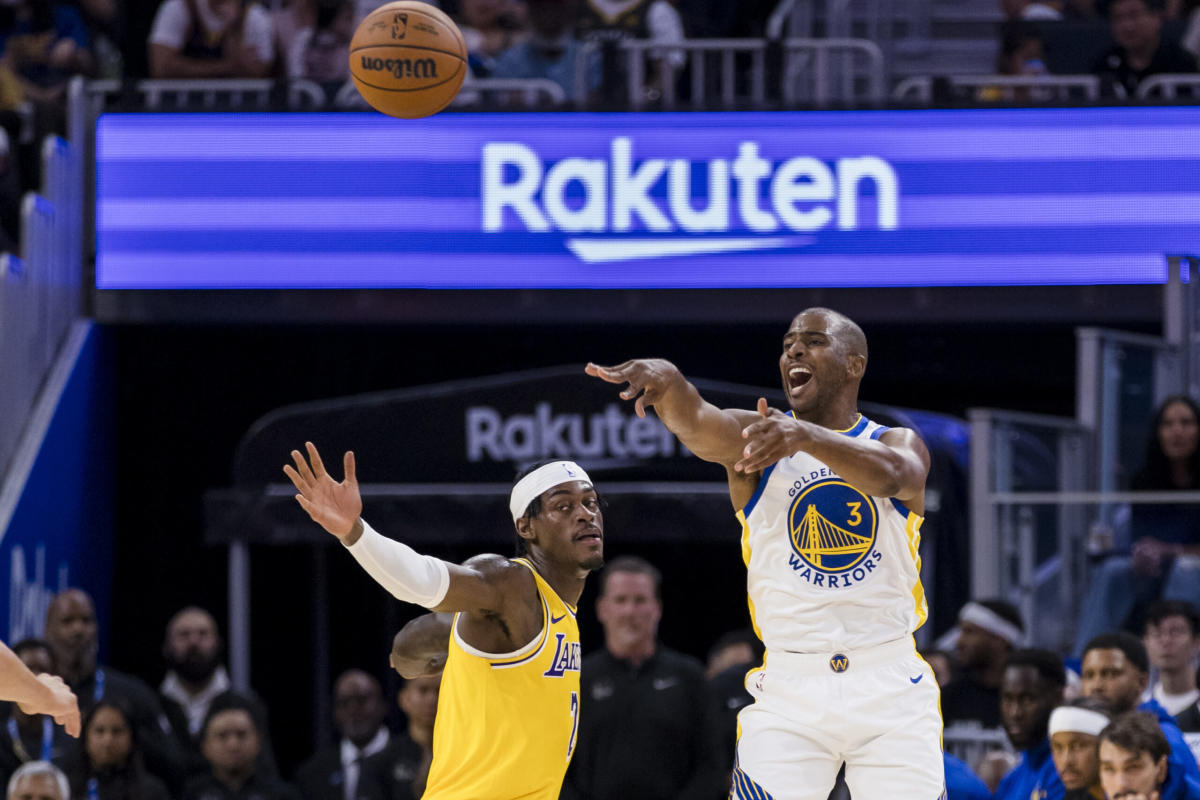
left=359, top=56, right=437, bottom=79
left=391, top=12, right=407, bottom=39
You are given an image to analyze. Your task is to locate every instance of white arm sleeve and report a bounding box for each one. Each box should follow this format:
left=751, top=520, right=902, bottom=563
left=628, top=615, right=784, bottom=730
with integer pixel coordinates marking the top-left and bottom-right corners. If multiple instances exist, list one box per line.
left=344, top=520, right=450, bottom=608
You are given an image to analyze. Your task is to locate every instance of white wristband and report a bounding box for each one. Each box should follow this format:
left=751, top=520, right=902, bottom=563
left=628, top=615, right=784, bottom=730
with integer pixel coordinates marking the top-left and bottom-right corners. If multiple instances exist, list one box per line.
left=345, top=520, right=450, bottom=608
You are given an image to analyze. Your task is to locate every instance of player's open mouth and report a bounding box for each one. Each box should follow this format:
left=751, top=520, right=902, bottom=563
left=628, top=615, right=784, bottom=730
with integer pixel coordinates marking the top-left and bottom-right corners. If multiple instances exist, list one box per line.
left=787, top=366, right=813, bottom=395
left=574, top=528, right=602, bottom=543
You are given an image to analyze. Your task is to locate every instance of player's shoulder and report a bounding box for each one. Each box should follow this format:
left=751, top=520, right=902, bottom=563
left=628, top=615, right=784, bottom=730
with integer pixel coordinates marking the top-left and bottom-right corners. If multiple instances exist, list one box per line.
left=461, top=553, right=538, bottom=593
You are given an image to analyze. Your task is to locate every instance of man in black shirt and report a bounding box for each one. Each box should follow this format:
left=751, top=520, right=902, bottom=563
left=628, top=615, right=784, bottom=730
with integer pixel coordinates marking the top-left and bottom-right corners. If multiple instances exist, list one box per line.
left=1093, top=0, right=1197, bottom=95
left=941, top=600, right=1026, bottom=731
left=184, top=696, right=298, bottom=800
left=561, top=556, right=726, bottom=800
left=360, top=672, right=440, bottom=800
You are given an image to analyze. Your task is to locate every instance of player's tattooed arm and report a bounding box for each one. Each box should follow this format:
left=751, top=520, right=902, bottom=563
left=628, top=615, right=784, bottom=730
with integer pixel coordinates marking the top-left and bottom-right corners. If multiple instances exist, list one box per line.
left=391, top=612, right=452, bottom=679
left=585, top=359, right=754, bottom=466
left=436, top=555, right=542, bottom=654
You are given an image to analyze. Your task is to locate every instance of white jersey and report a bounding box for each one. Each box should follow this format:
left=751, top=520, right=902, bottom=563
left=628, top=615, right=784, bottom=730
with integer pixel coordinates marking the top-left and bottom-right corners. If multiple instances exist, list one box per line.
left=736, top=413, right=927, bottom=653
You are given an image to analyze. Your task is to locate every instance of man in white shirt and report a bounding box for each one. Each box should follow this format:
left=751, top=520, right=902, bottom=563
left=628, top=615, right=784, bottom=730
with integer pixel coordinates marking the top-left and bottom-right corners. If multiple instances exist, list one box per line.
left=147, top=0, right=275, bottom=78
left=1143, top=601, right=1200, bottom=717
left=296, top=670, right=391, bottom=800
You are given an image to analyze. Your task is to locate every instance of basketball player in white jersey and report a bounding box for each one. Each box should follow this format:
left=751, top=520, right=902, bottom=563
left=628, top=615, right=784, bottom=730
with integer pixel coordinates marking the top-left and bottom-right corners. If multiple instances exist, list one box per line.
left=586, top=307, right=943, bottom=800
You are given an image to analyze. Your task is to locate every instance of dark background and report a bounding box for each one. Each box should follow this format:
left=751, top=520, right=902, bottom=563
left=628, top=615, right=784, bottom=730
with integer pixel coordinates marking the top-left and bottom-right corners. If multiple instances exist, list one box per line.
left=101, top=299, right=1161, bottom=775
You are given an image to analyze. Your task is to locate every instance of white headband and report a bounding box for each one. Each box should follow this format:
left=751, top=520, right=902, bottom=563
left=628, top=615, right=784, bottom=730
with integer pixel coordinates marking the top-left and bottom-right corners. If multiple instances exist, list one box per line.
left=959, top=602, right=1024, bottom=646
left=509, top=461, right=592, bottom=522
left=1049, top=707, right=1109, bottom=737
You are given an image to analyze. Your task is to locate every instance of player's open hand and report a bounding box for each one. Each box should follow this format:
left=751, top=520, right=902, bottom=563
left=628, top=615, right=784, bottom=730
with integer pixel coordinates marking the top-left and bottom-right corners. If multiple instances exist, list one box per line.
left=284, top=442, right=363, bottom=543
left=585, top=359, right=682, bottom=418
left=18, top=673, right=80, bottom=737
left=735, top=397, right=810, bottom=473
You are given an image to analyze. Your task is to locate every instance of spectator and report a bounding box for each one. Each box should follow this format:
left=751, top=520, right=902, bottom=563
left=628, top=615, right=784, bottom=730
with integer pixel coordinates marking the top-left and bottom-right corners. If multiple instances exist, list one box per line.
left=147, top=0, right=275, bottom=78
left=1076, top=396, right=1200, bottom=653
left=359, top=673, right=441, bottom=800
left=64, top=698, right=171, bottom=800
left=7, top=761, right=69, bottom=800
left=1049, top=696, right=1112, bottom=800
left=980, top=22, right=1050, bottom=101
left=574, top=0, right=686, bottom=104
left=1064, top=0, right=1102, bottom=18
left=295, top=670, right=389, bottom=800
left=184, top=696, right=298, bottom=800
left=43, top=590, right=183, bottom=791
left=707, top=631, right=765, bottom=769
left=1143, top=602, right=1200, bottom=718
left=490, top=0, right=601, bottom=102
left=944, top=752, right=992, bottom=800
left=942, top=600, right=1026, bottom=730
left=456, top=0, right=528, bottom=76
left=286, top=0, right=352, bottom=85
left=0, top=641, right=77, bottom=788
left=561, top=556, right=726, bottom=800
left=1093, top=0, right=1197, bottom=95
left=1099, top=711, right=1200, bottom=800
left=159, top=607, right=276, bottom=779
left=1178, top=681, right=1200, bottom=763
left=994, top=649, right=1066, bottom=800
left=1080, top=632, right=1200, bottom=795
left=1185, top=0, right=1200, bottom=60
left=0, top=0, right=93, bottom=134
left=1002, top=0, right=1065, bottom=20
left=922, top=648, right=955, bottom=688
left=704, top=629, right=760, bottom=681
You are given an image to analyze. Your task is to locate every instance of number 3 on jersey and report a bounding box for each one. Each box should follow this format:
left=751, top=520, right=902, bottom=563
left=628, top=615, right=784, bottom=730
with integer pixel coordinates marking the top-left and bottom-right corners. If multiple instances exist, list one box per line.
left=567, top=691, right=580, bottom=760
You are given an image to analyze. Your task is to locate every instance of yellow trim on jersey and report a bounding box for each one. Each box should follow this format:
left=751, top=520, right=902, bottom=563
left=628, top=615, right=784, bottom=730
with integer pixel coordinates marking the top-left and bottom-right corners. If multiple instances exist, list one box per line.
left=737, top=510, right=764, bottom=643
left=903, top=512, right=928, bottom=629
left=787, top=411, right=863, bottom=433
left=912, top=639, right=945, bottom=748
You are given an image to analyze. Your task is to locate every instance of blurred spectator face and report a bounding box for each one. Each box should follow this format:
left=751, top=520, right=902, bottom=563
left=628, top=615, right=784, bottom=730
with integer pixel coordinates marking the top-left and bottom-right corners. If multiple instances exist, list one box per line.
left=86, top=706, right=134, bottom=770
left=1110, top=0, right=1163, bottom=52
left=201, top=709, right=260, bottom=775
left=1157, top=399, right=1199, bottom=463
left=955, top=620, right=1007, bottom=669
left=1008, top=37, right=1046, bottom=73
left=1051, top=731, right=1101, bottom=791
left=924, top=651, right=953, bottom=687
left=17, top=645, right=54, bottom=679
left=333, top=671, right=386, bottom=748
left=1144, top=613, right=1200, bottom=673
left=706, top=641, right=755, bottom=679
left=528, top=0, right=572, bottom=39
left=203, top=0, right=247, bottom=31
left=164, top=608, right=222, bottom=685
left=1080, top=648, right=1147, bottom=713
left=398, top=673, right=441, bottom=730
left=44, top=590, right=98, bottom=677
left=9, top=774, right=63, bottom=800
left=597, top=571, right=661, bottom=656
left=1000, top=664, right=1060, bottom=750
left=1098, top=739, right=1166, bottom=797
left=461, top=0, right=506, bottom=28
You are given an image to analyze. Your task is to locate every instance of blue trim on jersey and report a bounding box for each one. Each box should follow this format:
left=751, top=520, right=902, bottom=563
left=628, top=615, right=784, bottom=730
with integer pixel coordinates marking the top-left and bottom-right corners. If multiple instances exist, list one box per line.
left=869, top=424, right=891, bottom=440
left=742, top=463, right=776, bottom=518
left=843, top=415, right=870, bottom=437
left=891, top=497, right=911, bottom=517
left=731, top=766, right=774, bottom=800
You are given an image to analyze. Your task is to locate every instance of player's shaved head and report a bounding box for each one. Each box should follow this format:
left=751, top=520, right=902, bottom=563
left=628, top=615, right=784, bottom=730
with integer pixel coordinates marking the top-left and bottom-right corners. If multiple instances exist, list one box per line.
left=794, top=307, right=868, bottom=361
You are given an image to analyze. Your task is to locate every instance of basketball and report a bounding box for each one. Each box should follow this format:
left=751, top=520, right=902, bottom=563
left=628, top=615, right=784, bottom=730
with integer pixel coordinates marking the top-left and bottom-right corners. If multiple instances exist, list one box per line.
left=348, top=1, right=468, bottom=119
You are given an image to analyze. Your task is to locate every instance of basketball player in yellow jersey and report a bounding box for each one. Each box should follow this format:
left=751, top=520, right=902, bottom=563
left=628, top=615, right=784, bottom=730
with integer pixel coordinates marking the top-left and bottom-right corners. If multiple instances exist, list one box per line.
left=587, top=307, right=944, bottom=800
left=284, top=444, right=603, bottom=800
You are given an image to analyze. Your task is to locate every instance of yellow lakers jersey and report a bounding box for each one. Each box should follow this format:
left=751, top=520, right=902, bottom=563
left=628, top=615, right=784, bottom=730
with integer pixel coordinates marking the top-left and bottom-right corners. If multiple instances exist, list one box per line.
left=422, top=558, right=582, bottom=800
left=737, top=414, right=927, bottom=652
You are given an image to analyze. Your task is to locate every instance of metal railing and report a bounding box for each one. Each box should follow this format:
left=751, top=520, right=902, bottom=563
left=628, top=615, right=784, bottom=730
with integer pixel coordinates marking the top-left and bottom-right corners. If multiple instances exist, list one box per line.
left=334, top=76, right=568, bottom=110
left=782, top=37, right=885, bottom=105
left=1137, top=74, right=1200, bottom=98
left=619, top=39, right=769, bottom=110
left=892, top=74, right=1101, bottom=103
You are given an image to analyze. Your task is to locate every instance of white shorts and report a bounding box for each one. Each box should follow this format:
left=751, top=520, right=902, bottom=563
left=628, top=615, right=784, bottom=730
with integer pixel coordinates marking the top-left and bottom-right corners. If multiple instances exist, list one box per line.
left=731, top=637, right=944, bottom=800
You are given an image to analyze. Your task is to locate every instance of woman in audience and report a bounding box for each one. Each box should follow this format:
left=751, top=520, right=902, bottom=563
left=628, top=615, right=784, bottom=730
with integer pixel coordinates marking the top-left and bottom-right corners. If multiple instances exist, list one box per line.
left=66, top=698, right=172, bottom=800
left=1075, top=395, right=1200, bottom=654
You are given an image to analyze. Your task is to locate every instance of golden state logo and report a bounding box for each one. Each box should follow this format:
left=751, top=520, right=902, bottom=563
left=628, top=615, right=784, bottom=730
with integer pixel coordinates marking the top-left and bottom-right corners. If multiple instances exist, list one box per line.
left=787, top=478, right=882, bottom=589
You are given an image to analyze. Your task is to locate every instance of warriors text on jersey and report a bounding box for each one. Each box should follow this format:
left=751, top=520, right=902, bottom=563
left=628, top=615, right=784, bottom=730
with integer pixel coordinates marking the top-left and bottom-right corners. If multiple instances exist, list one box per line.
left=736, top=413, right=927, bottom=653
left=422, top=558, right=582, bottom=800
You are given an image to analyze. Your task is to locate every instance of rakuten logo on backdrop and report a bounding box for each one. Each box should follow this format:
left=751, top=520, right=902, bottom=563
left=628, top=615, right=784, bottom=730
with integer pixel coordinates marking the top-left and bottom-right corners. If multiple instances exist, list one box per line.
left=480, top=137, right=899, bottom=263
left=466, top=403, right=684, bottom=463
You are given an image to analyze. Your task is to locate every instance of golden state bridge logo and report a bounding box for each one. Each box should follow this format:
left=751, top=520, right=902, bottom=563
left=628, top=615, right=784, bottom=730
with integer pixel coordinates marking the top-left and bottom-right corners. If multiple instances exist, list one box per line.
left=788, top=479, right=882, bottom=588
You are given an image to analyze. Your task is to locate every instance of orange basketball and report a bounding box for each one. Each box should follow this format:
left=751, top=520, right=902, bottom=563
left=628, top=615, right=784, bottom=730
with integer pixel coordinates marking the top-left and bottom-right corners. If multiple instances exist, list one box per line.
left=349, top=1, right=467, bottom=119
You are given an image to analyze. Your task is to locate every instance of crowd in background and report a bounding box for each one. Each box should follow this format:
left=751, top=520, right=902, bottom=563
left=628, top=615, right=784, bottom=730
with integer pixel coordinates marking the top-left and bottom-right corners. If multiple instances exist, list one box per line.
left=0, top=394, right=1195, bottom=800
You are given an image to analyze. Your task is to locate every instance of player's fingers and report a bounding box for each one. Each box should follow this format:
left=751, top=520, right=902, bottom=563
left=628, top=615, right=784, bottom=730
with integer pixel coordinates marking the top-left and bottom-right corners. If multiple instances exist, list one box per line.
left=344, top=451, right=357, bottom=485
left=60, top=712, right=80, bottom=738
left=634, top=393, right=647, bottom=419
left=306, top=441, right=327, bottom=479
left=296, top=494, right=316, bottom=517
left=290, top=449, right=316, bottom=484
left=585, top=362, right=623, bottom=382
left=619, top=381, right=642, bottom=400
left=283, top=464, right=306, bottom=493
left=756, top=397, right=770, bottom=417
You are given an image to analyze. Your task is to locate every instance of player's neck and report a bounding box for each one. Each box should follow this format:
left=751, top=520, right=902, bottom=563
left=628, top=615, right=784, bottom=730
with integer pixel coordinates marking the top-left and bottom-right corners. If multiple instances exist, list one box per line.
left=526, top=553, right=586, bottom=606
left=793, top=401, right=860, bottom=432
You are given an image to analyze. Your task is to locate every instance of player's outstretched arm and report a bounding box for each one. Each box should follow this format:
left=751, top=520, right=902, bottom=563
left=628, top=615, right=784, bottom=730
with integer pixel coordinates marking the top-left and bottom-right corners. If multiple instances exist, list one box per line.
left=585, top=360, right=752, bottom=467
left=390, top=613, right=451, bottom=679
left=286, top=443, right=525, bottom=614
left=736, top=399, right=930, bottom=507
left=0, top=642, right=80, bottom=736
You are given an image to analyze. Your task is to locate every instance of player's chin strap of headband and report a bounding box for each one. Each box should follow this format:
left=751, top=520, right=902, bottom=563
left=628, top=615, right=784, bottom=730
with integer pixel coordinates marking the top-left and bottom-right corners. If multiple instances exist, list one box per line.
left=958, top=601, right=1025, bottom=646
left=1048, top=707, right=1110, bottom=737
left=509, top=461, right=592, bottom=522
